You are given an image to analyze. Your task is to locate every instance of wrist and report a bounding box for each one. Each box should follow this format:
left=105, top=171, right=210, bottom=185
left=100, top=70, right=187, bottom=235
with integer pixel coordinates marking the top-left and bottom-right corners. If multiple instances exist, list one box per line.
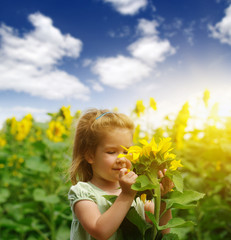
left=120, top=189, right=137, bottom=199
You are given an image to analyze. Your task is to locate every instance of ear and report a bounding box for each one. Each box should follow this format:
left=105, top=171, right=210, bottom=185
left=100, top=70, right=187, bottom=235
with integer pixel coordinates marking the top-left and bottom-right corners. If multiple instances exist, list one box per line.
left=85, top=153, right=94, bottom=164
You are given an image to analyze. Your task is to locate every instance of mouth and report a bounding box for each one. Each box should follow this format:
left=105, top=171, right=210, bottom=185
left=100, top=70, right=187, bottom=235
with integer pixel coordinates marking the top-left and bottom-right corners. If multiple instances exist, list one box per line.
left=112, top=168, right=121, bottom=171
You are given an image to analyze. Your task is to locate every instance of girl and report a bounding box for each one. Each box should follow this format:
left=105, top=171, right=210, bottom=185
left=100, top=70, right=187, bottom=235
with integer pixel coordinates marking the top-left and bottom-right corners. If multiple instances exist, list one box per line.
left=68, top=109, right=172, bottom=240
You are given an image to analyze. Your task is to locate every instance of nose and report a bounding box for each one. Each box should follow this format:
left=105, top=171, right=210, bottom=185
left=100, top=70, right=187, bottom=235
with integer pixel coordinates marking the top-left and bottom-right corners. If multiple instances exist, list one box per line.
left=116, top=156, right=126, bottom=164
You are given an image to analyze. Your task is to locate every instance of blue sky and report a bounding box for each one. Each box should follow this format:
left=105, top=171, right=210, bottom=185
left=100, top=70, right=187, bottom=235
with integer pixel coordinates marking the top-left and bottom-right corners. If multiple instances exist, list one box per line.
left=1, top=0, right=231, bottom=127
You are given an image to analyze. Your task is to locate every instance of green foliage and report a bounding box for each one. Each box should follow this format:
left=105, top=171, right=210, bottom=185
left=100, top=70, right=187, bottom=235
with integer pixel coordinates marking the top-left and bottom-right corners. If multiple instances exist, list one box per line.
left=163, top=190, right=205, bottom=210
left=1, top=95, right=231, bottom=239
left=0, top=116, right=72, bottom=240
left=132, top=175, right=158, bottom=191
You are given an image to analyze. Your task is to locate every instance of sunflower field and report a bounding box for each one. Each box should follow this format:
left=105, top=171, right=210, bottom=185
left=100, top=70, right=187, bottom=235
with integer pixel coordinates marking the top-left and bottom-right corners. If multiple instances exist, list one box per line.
left=0, top=91, right=231, bottom=240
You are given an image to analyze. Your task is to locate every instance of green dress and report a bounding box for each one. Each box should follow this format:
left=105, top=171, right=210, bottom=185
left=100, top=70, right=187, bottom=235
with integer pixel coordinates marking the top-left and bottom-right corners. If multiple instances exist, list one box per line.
left=68, top=181, right=145, bottom=240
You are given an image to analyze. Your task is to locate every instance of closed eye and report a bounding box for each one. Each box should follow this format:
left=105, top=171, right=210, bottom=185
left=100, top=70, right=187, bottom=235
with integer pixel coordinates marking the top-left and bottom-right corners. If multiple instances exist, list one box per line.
left=107, top=152, right=115, bottom=154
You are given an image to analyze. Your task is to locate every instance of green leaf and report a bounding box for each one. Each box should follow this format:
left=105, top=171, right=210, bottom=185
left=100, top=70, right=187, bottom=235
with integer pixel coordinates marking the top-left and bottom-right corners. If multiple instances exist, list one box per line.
left=126, top=207, right=152, bottom=236
left=163, top=190, right=205, bottom=210
left=56, top=225, right=70, bottom=240
left=157, top=218, right=195, bottom=230
left=162, top=233, right=180, bottom=240
left=145, top=213, right=195, bottom=231
left=33, top=188, right=60, bottom=204
left=0, top=218, right=31, bottom=232
left=145, top=211, right=158, bottom=229
left=103, top=195, right=152, bottom=237
left=32, top=141, right=46, bottom=152
left=169, top=203, right=197, bottom=209
left=44, top=138, right=67, bottom=151
left=132, top=175, right=157, bottom=191
left=0, top=188, right=10, bottom=203
left=25, top=156, right=51, bottom=173
left=172, top=171, right=183, bottom=193
left=0, top=218, right=18, bottom=227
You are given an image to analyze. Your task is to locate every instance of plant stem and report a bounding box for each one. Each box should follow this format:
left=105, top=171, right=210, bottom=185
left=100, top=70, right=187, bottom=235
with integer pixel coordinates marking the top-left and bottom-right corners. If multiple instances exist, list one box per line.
left=195, top=202, right=202, bottom=240
left=153, top=184, right=161, bottom=240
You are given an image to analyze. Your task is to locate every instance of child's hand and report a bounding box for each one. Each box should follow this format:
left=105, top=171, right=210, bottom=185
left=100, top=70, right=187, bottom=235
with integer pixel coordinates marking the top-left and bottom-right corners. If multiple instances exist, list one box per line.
left=158, top=169, right=174, bottom=196
left=125, top=159, right=132, bottom=170
left=119, top=168, right=137, bottom=197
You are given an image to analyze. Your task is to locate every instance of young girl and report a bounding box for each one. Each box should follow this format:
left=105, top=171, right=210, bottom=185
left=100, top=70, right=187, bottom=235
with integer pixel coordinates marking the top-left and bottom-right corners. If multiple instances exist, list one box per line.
left=68, top=109, right=172, bottom=240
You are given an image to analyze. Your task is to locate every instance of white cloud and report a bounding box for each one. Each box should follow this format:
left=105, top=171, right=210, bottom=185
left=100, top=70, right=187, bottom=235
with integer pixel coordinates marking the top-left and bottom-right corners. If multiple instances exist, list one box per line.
left=0, top=106, right=50, bottom=129
left=209, top=4, right=231, bottom=45
left=12, top=106, right=48, bottom=114
left=92, top=55, right=151, bottom=89
left=88, top=80, right=104, bottom=92
left=82, top=58, right=93, bottom=67
left=0, top=12, right=90, bottom=100
left=129, top=19, right=176, bottom=66
left=103, top=0, right=148, bottom=15
left=183, top=21, right=195, bottom=46
left=128, top=36, right=176, bottom=67
left=108, top=26, right=130, bottom=38
left=136, top=19, right=159, bottom=36
left=92, top=19, right=175, bottom=89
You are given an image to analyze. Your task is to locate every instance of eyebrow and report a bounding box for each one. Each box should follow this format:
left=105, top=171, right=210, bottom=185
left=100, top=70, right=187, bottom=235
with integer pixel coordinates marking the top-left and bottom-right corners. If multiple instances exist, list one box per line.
left=104, top=145, right=131, bottom=148
left=104, top=145, right=132, bottom=150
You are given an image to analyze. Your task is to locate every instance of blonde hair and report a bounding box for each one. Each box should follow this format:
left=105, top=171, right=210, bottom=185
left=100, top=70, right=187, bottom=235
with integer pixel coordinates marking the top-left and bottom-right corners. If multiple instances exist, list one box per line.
left=69, top=109, right=134, bottom=185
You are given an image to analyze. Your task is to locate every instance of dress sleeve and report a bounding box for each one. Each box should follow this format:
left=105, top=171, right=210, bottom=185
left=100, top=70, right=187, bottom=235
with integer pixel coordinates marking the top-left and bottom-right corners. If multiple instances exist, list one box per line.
left=68, top=182, right=97, bottom=212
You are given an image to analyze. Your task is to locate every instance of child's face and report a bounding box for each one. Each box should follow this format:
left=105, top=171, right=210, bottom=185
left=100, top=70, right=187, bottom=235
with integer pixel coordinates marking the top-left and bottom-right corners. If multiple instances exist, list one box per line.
left=88, top=128, right=133, bottom=185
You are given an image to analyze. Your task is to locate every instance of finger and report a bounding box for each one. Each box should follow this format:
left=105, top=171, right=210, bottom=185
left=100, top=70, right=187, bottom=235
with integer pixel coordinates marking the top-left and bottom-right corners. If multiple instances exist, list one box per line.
left=126, top=159, right=132, bottom=169
left=163, top=169, right=167, bottom=175
left=158, top=170, right=164, bottom=178
left=119, top=168, right=127, bottom=178
left=129, top=173, right=138, bottom=183
left=125, top=171, right=136, bottom=178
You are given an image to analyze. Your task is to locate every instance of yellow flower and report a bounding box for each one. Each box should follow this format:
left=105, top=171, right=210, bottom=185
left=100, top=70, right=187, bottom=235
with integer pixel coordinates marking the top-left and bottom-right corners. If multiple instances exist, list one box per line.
left=8, top=162, right=14, bottom=167
left=150, top=97, right=157, bottom=111
left=141, top=193, right=147, bottom=204
left=18, top=158, right=24, bottom=164
left=9, top=115, right=33, bottom=141
left=52, top=161, right=57, bottom=167
left=164, top=152, right=176, bottom=160
left=12, top=154, right=17, bottom=160
left=118, top=145, right=143, bottom=163
left=203, top=89, right=210, bottom=108
left=61, top=106, right=73, bottom=128
left=172, top=102, right=190, bottom=149
left=139, top=137, right=165, bottom=157
left=12, top=171, right=18, bottom=176
left=75, top=110, right=82, bottom=119
left=10, top=117, right=17, bottom=135
left=128, top=146, right=144, bottom=163
left=0, top=137, right=6, bottom=147
left=158, top=137, right=173, bottom=154
left=141, top=139, right=156, bottom=156
left=216, top=161, right=221, bottom=171
left=133, top=124, right=140, bottom=144
left=24, top=113, right=33, bottom=121
left=120, top=137, right=176, bottom=166
left=35, top=129, right=42, bottom=141
left=0, top=163, right=5, bottom=168
left=134, top=100, right=145, bottom=117
left=113, top=107, right=119, bottom=112
left=169, top=160, right=183, bottom=171
left=46, top=120, right=66, bottom=142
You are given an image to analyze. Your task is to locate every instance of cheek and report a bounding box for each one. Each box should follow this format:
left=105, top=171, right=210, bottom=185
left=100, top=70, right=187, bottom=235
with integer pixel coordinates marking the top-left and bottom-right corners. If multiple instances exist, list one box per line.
left=105, top=155, right=116, bottom=165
